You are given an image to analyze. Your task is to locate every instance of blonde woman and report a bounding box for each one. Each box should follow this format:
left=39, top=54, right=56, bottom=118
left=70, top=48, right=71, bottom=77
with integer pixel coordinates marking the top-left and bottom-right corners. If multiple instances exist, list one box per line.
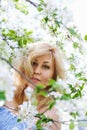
left=0, top=42, right=66, bottom=130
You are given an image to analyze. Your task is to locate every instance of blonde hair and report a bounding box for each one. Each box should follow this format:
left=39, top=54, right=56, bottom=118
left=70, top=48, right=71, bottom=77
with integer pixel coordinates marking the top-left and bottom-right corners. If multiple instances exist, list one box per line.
left=13, top=42, right=66, bottom=106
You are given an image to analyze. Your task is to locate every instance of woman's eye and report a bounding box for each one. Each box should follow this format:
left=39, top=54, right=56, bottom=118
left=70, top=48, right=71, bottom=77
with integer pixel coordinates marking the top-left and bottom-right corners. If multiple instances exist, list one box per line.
left=43, top=65, right=50, bottom=69
left=32, top=61, right=37, bottom=66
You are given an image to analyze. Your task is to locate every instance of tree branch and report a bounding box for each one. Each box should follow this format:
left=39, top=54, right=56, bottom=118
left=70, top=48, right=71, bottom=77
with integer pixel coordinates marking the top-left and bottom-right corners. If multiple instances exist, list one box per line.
left=26, top=0, right=37, bottom=8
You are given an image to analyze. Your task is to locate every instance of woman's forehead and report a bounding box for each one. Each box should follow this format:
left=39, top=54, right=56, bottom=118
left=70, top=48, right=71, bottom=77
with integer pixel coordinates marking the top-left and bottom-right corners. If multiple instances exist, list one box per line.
left=33, top=54, right=54, bottom=63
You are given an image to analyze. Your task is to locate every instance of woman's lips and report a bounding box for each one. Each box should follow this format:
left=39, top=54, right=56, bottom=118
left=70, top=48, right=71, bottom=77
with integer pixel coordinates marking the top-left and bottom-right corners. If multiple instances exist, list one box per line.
left=30, top=77, right=40, bottom=83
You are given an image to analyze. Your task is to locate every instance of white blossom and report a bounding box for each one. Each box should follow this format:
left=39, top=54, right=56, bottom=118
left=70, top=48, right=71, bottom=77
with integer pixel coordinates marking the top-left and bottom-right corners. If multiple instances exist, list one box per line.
left=18, top=101, right=38, bottom=129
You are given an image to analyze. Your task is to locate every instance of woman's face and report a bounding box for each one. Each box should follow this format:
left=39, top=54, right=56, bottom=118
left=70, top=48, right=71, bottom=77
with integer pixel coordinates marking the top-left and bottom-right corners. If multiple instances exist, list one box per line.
left=29, top=54, right=55, bottom=89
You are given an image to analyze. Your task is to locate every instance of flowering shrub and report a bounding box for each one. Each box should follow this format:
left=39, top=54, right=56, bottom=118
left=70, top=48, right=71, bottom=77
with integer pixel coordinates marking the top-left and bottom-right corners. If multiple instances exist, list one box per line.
left=0, top=0, right=87, bottom=130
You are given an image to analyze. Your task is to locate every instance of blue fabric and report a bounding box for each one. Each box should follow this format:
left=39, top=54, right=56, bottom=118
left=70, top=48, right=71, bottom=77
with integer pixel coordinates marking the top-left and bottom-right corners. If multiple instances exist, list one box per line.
left=0, top=107, right=27, bottom=130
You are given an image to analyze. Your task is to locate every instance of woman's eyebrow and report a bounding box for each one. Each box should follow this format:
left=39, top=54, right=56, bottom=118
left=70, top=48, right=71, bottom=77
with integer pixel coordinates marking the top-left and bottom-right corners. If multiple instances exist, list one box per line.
left=33, top=59, right=37, bottom=61
left=43, top=61, right=51, bottom=64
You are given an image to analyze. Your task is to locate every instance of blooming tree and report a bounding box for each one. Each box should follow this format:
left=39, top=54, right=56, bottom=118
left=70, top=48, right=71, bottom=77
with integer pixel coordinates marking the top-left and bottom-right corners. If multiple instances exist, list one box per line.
left=0, top=0, right=87, bottom=130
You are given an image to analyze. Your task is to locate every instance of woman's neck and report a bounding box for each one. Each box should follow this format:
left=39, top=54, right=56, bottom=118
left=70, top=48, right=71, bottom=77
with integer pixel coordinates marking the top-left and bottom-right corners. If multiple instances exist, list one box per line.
left=37, top=95, right=51, bottom=113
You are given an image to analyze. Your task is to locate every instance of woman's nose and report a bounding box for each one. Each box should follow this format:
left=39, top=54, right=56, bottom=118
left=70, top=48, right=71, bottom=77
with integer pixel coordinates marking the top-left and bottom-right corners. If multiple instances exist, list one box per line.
left=34, top=66, right=41, bottom=74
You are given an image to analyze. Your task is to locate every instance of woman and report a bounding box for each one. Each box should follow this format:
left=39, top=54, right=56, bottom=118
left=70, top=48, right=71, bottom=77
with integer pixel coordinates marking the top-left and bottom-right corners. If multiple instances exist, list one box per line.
left=0, top=42, right=66, bottom=130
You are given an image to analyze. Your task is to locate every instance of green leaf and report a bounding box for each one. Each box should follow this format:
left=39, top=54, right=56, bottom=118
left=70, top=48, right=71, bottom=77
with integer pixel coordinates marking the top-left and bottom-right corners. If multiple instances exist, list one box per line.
left=2, top=29, right=7, bottom=36
left=70, top=111, right=78, bottom=119
left=55, top=20, right=61, bottom=27
left=84, top=35, right=87, bottom=41
left=39, top=91, right=48, bottom=97
left=73, top=42, right=78, bottom=48
left=40, top=0, right=44, bottom=3
left=79, top=77, right=87, bottom=82
left=48, top=79, right=64, bottom=93
left=75, top=72, right=82, bottom=77
left=15, top=2, right=29, bottom=14
left=85, top=111, right=87, bottom=116
left=8, top=56, right=13, bottom=64
left=35, top=84, right=45, bottom=93
left=69, top=64, right=76, bottom=71
left=13, top=0, right=19, bottom=2
left=17, top=118, right=21, bottom=122
left=79, top=83, right=84, bottom=91
left=69, top=121, right=75, bottom=130
left=68, top=28, right=77, bottom=36
left=37, top=6, right=43, bottom=12
left=48, top=79, right=55, bottom=86
left=0, top=91, right=6, bottom=100
left=68, top=84, right=76, bottom=93
left=72, top=90, right=82, bottom=99
left=61, top=93, right=71, bottom=100
left=48, top=100, right=56, bottom=109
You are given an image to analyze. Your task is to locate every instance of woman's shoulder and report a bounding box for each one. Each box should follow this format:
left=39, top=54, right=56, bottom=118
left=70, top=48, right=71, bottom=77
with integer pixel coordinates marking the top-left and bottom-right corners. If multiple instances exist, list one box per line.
left=0, top=106, right=27, bottom=130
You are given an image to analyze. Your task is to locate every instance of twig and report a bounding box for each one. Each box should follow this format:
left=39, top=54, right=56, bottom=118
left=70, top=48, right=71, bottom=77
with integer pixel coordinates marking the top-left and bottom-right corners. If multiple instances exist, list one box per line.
left=53, top=119, right=87, bottom=126
left=0, top=56, right=35, bottom=86
left=2, top=36, right=19, bottom=49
